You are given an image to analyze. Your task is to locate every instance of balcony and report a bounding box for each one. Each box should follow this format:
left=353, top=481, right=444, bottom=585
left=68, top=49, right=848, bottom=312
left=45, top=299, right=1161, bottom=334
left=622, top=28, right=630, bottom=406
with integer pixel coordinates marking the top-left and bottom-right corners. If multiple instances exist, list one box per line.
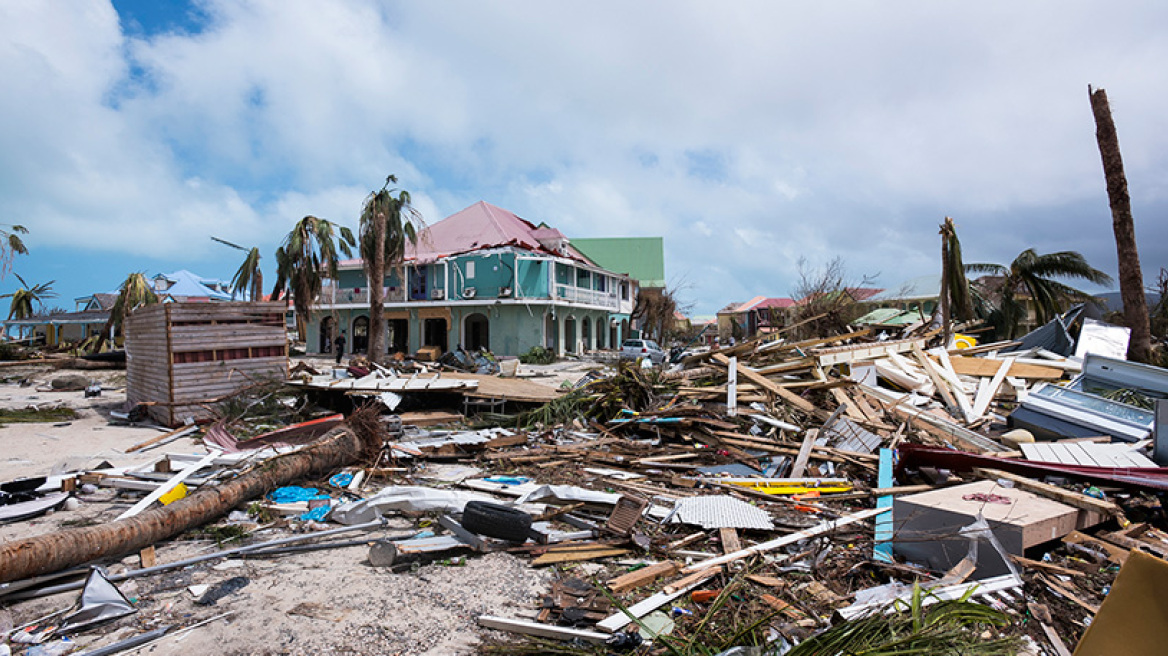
left=316, top=286, right=406, bottom=307
left=553, top=284, right=619, bottom=309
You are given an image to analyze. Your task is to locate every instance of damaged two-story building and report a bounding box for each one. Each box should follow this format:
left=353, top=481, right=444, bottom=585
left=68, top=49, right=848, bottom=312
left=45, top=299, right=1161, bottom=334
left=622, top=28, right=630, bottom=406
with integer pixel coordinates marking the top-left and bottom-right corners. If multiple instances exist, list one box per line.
left=305, top=201, right=637, bottom=358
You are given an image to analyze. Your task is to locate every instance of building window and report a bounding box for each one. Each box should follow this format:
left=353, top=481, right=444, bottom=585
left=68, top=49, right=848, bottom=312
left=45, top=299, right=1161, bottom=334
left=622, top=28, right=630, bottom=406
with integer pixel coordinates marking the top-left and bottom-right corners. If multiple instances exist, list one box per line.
left=466, top=261, right=475, bottom=279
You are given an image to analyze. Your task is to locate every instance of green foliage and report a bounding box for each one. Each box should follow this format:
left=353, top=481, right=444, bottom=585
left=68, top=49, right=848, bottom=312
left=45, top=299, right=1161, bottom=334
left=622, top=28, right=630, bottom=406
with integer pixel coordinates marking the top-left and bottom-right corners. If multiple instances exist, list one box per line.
left=0, top=224, right=28, bottom=280
left=969, top=249, right=1113, bottom=339
left=0, top=405, right=78, bottom=424
left=518, top=345, right=556, bottom=364
left=270, top=215, right=356, bottom=337
left=1, top=273, right=56, bottom=320
left=359, top=174, right=423, bottom=361
left=786, top=583, right=1018, bottom=656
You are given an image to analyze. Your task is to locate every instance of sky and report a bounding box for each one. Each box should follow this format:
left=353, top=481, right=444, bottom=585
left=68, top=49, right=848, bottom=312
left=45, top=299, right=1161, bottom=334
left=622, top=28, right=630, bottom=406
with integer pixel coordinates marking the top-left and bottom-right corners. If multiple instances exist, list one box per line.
left=1, top=1, right=1166, bottom=317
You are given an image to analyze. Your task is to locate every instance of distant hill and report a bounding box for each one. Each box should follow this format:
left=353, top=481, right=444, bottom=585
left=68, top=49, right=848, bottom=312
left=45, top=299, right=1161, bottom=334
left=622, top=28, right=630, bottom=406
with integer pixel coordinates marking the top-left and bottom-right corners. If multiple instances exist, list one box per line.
left=1093, top=290, right=1162, bottom=313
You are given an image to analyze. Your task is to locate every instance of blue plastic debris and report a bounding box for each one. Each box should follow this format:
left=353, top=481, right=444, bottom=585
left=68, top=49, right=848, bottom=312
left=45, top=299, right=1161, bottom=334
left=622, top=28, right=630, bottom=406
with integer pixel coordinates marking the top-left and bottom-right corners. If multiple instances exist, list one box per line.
left=329, top=473, right=355, bottom=488
left=268, top=486, right=331, bottom=504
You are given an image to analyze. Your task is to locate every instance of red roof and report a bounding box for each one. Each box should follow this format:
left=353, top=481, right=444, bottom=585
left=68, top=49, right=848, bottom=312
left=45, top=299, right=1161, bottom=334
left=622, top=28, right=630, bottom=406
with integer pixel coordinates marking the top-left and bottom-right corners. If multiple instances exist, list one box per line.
left=410, top=201, right=585, bottom=263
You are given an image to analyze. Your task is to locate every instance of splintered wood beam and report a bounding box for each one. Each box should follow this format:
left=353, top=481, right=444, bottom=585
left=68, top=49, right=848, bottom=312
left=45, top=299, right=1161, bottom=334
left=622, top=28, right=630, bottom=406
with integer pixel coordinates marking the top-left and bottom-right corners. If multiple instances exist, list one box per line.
left=606, top=560, right=680, bottom=593
left=712, top=354, right=825, bottom=419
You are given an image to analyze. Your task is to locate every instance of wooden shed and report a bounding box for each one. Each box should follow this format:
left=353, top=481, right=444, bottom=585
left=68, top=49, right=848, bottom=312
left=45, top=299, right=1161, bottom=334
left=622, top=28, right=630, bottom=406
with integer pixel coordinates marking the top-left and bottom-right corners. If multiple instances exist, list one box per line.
left=126, top=302, right=289, bottom=427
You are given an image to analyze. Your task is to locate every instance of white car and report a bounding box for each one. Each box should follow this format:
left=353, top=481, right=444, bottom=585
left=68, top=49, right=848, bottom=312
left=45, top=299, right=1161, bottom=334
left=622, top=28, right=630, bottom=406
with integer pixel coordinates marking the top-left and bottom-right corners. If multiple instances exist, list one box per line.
left=620, top=339, right=666, bottom=365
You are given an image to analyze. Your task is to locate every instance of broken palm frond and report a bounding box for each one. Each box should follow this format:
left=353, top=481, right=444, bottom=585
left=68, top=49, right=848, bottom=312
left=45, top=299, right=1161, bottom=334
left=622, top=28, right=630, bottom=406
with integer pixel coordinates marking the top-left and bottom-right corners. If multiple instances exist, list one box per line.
left=210, top=376, right=315, bottom=433
left=787, top=583, right=1018, bottom=656
left=515, top=363, right=669, bottom=429
left=0, top=405, right=78, bottom=424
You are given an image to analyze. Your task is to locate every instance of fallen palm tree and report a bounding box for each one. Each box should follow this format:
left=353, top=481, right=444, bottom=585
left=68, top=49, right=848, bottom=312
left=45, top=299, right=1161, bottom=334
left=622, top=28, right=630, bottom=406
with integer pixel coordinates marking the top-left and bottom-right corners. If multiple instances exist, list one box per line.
left=0, top=417, right=381, bottom=584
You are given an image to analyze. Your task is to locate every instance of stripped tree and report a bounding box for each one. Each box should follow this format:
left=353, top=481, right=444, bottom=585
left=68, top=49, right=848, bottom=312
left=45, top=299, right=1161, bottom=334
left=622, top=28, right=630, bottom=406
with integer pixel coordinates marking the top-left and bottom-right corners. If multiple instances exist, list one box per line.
left=939, top=216, right=975, bottom=346
left=1089, top=85, right=1152, bottom=363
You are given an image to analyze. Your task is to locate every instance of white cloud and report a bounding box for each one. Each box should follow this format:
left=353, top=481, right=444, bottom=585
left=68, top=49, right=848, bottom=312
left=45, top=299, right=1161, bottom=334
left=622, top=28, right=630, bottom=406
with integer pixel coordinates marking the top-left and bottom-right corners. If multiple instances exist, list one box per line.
left=3, top=0, right=1167, bottom=311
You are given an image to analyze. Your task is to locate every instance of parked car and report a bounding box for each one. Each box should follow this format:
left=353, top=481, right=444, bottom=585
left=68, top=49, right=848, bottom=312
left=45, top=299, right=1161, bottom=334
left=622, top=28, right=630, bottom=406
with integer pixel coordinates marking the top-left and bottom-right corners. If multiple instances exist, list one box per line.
left=620, top=338, right=666, bottom=365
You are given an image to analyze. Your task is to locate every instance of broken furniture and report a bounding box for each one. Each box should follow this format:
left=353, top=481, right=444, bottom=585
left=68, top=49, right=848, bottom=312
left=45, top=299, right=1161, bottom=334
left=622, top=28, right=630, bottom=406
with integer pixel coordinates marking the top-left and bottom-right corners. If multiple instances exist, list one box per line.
left=893, top=479, right=1104, bottom=577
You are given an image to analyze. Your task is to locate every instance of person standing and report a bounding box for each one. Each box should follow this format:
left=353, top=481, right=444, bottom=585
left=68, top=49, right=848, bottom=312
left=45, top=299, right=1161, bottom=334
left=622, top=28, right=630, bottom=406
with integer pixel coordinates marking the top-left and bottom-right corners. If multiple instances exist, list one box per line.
left=334, top=330, right=346, bottom=365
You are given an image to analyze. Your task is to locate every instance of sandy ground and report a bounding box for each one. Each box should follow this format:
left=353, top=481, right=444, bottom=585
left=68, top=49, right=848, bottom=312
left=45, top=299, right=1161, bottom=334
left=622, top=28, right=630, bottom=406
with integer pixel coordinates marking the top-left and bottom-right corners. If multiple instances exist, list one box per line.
left=0, top=359, right=605, bottom=655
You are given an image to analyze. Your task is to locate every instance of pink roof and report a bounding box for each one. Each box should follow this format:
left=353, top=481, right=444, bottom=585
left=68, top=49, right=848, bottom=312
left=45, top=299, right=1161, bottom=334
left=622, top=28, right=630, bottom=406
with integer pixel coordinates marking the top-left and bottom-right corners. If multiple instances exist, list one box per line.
left=409, top=201, right=583, bottom=263
left=736, top=296, right=796, bottom=312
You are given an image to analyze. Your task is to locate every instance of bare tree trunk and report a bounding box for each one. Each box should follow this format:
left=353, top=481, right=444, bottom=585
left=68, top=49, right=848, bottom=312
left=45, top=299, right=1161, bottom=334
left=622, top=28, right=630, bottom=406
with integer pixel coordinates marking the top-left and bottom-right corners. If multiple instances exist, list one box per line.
left=1090, top=85, right=1152, bottom=363
left=367, top=213, right=387, bottom=364
left=0, top=425, right=374, bottom=584
left=940, top=220, right=952, bottom=346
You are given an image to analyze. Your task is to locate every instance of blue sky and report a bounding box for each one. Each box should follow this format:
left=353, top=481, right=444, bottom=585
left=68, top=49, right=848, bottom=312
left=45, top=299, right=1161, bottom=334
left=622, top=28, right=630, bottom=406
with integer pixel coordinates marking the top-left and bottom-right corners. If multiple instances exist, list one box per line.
left=2, top=1, right=1167, bottom=316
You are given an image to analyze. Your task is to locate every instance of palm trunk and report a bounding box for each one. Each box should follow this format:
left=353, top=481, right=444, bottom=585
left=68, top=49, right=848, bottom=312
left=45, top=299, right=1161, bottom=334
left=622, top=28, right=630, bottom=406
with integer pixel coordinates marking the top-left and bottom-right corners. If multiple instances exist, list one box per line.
left=940, top=222, right=952, bottom=346
left=367, top=213, right=387, bottom=364
left=1090, top=86, right=1152, bottom=363
left=0, top=425, right=373, bottom=584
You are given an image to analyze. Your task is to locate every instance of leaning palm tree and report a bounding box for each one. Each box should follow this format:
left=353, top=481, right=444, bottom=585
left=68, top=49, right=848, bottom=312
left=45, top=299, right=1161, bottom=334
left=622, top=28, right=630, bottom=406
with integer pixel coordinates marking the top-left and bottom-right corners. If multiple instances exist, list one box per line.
left=90, top=272, right=159, bottom=352
left=212, top=237, right=264, bottom=301
left=270, top=216, right=356, bottom=342
left=359, top=175, right=422, bottom=363
left=2, top=274, right=56, bottom=320
left=968, top=249, right=1113, bottom=339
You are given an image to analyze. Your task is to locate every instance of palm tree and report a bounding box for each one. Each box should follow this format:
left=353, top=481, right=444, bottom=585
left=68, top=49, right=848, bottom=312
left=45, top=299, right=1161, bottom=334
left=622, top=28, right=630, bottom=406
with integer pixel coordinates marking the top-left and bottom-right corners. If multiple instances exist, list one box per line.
left=0, top=224, right=28, bottom=280
left=212, top=237, right=264, bottom=301
left=968, top=250, right=1113, bottom=339
left=1089, top=85, right=1152, bottom=363
left=359, top=175, right=421, bottom=363
left=2, top=274, right=56, bottom=320
left=270, top=216, right=356, bottom=343
left=90, top=272, right=158, bottom=352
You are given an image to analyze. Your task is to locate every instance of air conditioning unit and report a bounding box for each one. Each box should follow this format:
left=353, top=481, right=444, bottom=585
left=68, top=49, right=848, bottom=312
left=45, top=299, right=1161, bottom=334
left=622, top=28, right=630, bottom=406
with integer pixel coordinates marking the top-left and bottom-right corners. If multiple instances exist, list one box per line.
left=462, top=287, right=477, bottom=299
left=430, top=288, right=445, bottom=300
left=498, top=287, right=512, bottom=297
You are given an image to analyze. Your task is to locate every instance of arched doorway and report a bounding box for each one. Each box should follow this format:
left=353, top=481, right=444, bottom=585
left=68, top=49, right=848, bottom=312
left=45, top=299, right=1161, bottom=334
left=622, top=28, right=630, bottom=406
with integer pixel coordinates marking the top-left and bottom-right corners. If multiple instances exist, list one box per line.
left=320, top=316, right=336, bottom=354
left=465, top=313, right=490, bottom=352
left=581, top=317, right=591, bottom=352
left=595, top=318, right=605, bottom=349
left=352, top=316, right=369, bottom=353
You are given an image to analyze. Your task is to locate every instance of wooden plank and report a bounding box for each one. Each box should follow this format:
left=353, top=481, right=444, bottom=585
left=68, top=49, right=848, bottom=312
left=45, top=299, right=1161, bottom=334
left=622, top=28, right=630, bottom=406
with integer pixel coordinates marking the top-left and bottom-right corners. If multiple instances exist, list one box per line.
left=719, top=527, right=742, bottom=554
left=126, top=424, right=199, bottom=453
left=970, top=357, right=1013, bottom=419
left=1063, top=531, right=1128, bottom=565
left=712, top=353, right=825, bottom=419
left=597, top=569, right=719, bottom=632
left=972, top=468, right=1120, bottom=517
left=680, top=507, right=890, bottom=574
left=116, top=450, right=220, bottom=520
left=946, top=355, right=1062, bottom=380
left=531, top=547, right=630, bottom=566
left=913, top=345, right=961, bottom=416
left=789, top=429, right=818, bottom=478
left=606, top=561, right=680, bottom=593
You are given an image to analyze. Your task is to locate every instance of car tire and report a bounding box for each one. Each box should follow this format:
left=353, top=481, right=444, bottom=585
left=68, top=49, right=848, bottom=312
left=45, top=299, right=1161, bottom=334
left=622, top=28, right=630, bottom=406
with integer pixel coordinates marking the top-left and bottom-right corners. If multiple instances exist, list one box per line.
left=460, top=501, right=532, bottom=542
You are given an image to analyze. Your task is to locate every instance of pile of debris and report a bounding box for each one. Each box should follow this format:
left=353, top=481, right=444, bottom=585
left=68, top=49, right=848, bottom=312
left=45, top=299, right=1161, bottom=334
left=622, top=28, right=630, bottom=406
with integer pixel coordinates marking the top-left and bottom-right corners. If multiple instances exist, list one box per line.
left=1, top=323, right=1166, bottom=655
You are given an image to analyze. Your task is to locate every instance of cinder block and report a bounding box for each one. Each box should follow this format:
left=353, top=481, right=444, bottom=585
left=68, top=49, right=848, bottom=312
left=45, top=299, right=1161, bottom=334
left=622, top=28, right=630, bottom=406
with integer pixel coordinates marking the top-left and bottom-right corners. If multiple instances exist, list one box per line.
left=893, top=479, right=1104, bottom=577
